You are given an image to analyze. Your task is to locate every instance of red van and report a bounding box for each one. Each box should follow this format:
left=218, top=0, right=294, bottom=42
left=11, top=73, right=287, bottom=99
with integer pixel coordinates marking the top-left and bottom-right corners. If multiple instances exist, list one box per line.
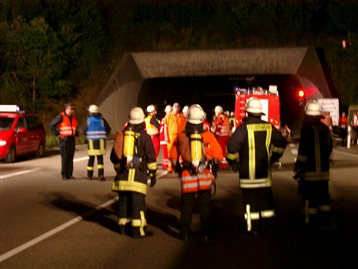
left=0, top=105, right=46, bottom=163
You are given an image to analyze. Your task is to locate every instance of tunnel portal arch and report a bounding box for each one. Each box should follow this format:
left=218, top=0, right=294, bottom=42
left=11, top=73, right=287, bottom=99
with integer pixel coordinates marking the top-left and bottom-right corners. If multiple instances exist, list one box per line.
left=97, top=47, right=337, bottom=133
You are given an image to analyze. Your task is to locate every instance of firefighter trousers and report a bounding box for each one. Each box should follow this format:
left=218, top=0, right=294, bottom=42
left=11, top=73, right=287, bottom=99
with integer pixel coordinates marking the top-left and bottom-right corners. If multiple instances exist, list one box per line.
left=180, top=190, right=214, bottom=237
left=117, top=191, right=147, bottom=238
left=87, top=155, right=104, bottom=178
left=242, top=188, right=276, bottom=234
left=300, top=181, right=331, bottom=227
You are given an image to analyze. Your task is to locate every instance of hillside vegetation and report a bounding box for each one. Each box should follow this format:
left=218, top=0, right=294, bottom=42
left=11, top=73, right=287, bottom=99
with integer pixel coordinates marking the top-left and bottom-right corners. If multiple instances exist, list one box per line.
left=0, top=0, right=357, bottom=128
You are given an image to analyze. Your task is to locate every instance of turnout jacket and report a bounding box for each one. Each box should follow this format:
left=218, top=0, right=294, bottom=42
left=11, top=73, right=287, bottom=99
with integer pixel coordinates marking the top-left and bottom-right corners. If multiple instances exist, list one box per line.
left=83, top=114, right=111, bottom=156
left=227, top=116, right=287, bottom=189
left=170, top=124, right=223, bottom=193
left=110, top=124, right=157, bottom=195
left=294, top=117, right=332, bottom=181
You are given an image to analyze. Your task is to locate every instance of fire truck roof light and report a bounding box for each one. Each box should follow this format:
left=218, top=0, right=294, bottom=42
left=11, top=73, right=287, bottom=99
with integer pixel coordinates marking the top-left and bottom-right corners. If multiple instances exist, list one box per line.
left=0, top=105, right=24, bottom=113
left=298, top=90, right=305, bottom=98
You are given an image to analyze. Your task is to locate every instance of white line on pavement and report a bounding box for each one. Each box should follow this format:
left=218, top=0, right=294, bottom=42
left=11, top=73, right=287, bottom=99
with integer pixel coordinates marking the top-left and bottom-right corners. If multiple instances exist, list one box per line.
left=0, top=170, right=168, bottom=263
left=0, top=168, right=41, bottom=180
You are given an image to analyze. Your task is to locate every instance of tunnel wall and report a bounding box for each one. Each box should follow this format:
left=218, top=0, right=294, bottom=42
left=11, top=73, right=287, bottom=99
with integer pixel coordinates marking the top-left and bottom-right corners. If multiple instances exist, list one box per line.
left=97, top=47, right=335, bottom=134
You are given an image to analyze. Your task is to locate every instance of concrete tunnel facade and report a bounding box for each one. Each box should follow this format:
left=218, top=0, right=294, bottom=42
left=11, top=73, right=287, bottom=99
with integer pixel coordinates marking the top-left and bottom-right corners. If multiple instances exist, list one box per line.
left=96, top=47, right=337, bottom=133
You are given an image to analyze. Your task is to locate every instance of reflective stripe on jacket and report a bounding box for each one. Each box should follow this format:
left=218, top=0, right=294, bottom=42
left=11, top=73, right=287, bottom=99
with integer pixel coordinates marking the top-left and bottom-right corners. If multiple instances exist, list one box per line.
left=172, top=129, right=223, bottom=194
left=181, top=169, right=215, bottom=193
left=86, top=115, right=107, bottom=140
left=295, top=119, right=332, bottom=182
left=59, top=112, right=77, bottom=136
left=145, top=116, right=159, bottom=136
left=213, top=113, right=231, bottom=137
left=227, top=116, right=287, bottom=189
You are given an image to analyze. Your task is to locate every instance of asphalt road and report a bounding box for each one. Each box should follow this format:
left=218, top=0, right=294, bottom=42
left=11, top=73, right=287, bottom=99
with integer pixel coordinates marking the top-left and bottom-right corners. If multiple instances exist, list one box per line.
left=0, top=141, right=357, bottom=269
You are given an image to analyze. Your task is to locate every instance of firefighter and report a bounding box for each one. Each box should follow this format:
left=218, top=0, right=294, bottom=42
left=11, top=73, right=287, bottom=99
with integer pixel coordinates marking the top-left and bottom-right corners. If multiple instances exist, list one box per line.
left=110, top=107, right=157, bottom=238
left=170, top=104, right=223, bottom=240
left=82, top=105, right=111, bottom=180
left=165, top=102, right=187, bottom=172
left=145, top=104, right=160, bottom=157
left=293, top=100, right=333, bottom=230
left=211, top=105, right=231, bottom=169
left=49, top=103, right=78, bottom=180
left=160, top=105, right=172, bottom=169
left=227, top=97, right=287, bottom=236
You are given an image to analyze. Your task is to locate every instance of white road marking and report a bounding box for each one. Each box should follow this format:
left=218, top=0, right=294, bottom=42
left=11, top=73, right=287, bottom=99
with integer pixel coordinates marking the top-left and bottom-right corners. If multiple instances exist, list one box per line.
left=0, top=170, right=168, bottom=262
left=74, top=156, right=89, bottom=162
left=0, top=168, right=41, bottom=180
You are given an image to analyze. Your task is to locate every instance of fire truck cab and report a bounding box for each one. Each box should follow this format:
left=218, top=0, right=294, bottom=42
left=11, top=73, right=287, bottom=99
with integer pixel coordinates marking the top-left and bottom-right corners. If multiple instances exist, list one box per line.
left=234, top=85, right=280, bottom=129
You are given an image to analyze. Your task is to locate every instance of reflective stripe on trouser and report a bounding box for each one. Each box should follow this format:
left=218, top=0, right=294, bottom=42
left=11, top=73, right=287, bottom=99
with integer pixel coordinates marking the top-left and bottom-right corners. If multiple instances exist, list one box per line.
left=303, top=200, right=331, bottom=224
left=132, top=211, right=147, bottom=237
left=87, top=155, right=104, bottom=177
left=245, top=205, right=275, bottom=231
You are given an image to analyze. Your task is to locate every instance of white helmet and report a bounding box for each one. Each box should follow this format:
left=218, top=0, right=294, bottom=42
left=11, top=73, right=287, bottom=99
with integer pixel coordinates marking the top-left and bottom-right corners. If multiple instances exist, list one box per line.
left=214, top=106, right=223, bottom=114
left=88, top=104, right=99, bottom=114
left=164, top=105, right=172, bottom=113
left=129, top=107, right=145, bottom=124
left=305, top=100, right=322, bottom=116
left=187, top=104, right=205, bottom=124
left=146, top=104, right=156, bottom=113
left=245, top=97, right=265, bottom=115
left=182, top=105, right=189, bottom=116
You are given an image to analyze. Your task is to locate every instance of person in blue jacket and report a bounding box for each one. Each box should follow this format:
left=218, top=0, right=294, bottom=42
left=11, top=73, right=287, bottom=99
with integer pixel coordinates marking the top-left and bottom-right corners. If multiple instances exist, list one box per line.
left=82, top=104, right=111, bottom=180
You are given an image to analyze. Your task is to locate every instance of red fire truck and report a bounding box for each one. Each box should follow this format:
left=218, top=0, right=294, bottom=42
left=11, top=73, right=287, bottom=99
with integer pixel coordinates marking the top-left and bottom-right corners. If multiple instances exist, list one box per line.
left=234, top=85, right=281, bottom=129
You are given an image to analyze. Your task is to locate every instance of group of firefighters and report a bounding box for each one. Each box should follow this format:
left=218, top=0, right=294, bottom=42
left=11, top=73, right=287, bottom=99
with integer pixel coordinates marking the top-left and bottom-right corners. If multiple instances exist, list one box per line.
left=50, top=98, right=334, bottom=240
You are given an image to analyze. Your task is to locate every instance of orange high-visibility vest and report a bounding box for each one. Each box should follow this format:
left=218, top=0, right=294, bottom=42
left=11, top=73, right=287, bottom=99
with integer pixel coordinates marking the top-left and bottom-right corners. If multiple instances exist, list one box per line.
left=59, top=112, right=77, bottom=136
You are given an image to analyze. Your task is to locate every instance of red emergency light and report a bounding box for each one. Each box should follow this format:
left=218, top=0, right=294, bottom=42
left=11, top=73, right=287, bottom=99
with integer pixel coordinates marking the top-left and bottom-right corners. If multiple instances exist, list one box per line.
left=298, top=89, right=305, bottom=98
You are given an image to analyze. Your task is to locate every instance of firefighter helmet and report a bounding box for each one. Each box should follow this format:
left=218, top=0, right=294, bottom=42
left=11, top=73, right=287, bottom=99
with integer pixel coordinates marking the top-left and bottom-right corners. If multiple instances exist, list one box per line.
left=129, top=107, right=145, bottom=124
left=214, top=106, right=223, bottom=114
left=164, top=105, right=172, bottom=113
left=305, top=100, right=322, bottom=116
left=187, top=104, right=205, bottom=124
left=245, top=97, right=265, bottom=115
left=182, top=105, right=189, bottom=116
left=146, top=104, right=156, bottom=113
left=88, top=104, right=99, bottom=114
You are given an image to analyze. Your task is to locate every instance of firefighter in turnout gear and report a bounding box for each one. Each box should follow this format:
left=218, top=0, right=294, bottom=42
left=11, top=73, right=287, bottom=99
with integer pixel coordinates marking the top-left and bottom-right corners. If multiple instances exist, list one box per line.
left=82, top=105, right=111, bottom=180
left=110, top=107, right=157, bottom=238
left=170, top=104, right=223, bottom=240
left=294, top=100, right=333, bottom=230
left=227, top=97, right=287, bottom=236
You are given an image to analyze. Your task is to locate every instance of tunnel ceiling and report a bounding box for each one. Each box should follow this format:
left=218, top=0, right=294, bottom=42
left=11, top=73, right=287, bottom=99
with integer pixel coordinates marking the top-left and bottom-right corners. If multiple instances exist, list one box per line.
left=97, top=47, right=337, bottom=133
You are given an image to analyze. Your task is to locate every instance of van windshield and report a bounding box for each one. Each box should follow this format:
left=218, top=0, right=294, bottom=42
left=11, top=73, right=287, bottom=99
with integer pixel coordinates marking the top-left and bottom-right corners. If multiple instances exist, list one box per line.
left=0, top=117, right=15, bottom=131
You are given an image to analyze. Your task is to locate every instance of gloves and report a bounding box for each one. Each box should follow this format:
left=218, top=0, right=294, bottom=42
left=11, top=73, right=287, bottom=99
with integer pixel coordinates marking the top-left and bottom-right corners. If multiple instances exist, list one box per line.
left=149, top=176, right=156, bottom=187
left=182, top=162, right=196, bottom=175
left=227, top=158, right=238, bottom=172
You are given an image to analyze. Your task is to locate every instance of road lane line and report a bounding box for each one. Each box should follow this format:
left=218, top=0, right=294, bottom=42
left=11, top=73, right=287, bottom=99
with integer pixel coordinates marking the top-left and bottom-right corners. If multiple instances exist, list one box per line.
left=333, top=149, right=358, bottom=158
left=0, top=168, right=41, bottom=180
left=0, top=170, right=168, bottom=262
left=74, top=156, right=89, bottom=162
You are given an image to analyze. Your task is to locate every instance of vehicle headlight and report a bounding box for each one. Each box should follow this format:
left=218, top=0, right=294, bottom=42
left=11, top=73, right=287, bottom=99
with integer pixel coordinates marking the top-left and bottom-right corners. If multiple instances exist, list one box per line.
left=0, top=140, right=7, bottom=146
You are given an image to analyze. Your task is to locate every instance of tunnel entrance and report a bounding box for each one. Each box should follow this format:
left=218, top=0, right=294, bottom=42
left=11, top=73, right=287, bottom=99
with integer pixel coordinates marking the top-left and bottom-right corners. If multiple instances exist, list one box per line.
left=138, top=74, right=306, bottom=133
left=97, top=47, right=336, bottom=133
